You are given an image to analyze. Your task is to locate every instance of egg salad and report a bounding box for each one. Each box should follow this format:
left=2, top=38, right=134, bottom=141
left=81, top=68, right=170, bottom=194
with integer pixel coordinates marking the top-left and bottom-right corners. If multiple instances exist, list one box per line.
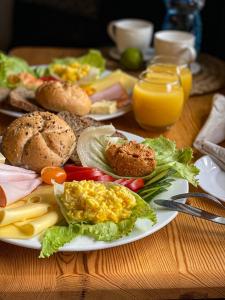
left=59, top=180, right=136, bottom=223
left=50, top=62, right=91, bottom=82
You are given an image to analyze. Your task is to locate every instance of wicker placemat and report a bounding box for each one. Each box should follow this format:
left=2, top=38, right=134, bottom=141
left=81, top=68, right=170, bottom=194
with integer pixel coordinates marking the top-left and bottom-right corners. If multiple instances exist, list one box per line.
left=191, top=54, right=225, bottom=96
left=105, top=49, right=225, bottom=96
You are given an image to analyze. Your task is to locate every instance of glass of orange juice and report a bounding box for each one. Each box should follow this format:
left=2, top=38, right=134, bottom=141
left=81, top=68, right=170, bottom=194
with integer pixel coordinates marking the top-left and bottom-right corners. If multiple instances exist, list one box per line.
left=148, top=55, right=192, bottom=102
left=132, top=70, right=184, bottom=131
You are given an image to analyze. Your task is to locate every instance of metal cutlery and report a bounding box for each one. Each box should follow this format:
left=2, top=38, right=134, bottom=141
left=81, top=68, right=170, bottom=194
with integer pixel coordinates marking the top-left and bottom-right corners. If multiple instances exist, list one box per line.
left=154, top=192, right=225, bottom=225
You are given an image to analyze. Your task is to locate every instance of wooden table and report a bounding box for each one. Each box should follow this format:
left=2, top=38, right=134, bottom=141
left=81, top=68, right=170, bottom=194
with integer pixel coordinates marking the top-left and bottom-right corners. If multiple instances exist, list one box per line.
left=0, top=47, right=225, bottom=300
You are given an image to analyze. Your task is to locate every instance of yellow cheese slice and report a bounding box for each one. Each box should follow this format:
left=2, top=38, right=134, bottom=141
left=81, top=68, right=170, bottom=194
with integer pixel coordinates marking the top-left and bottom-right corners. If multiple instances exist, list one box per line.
left=0, top=203, right=50, bottom=226
left=90, top=69, right=137, bottom=93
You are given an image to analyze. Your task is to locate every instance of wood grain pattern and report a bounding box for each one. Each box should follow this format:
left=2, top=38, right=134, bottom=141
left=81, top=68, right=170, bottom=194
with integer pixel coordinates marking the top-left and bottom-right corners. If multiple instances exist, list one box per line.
left=0, top=47, right=225, bottom=299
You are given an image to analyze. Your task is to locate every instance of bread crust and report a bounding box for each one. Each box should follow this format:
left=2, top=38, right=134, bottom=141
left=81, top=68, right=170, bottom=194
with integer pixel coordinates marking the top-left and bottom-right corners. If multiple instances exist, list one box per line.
left=2, top=111, right=76, bottom=172
left=35, top=81, right=91, bottom=116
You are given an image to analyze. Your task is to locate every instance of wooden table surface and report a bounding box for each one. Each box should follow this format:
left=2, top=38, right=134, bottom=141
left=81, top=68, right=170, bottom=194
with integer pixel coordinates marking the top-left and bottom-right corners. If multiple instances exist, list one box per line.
left=0, top=47, right=225, bottom=300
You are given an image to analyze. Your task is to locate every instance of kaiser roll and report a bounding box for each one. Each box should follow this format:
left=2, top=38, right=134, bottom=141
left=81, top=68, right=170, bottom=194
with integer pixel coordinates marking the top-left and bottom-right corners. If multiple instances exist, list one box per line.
left=2, top=111, right=76, bottom=172
left=35, top=81, right=91, bottom=116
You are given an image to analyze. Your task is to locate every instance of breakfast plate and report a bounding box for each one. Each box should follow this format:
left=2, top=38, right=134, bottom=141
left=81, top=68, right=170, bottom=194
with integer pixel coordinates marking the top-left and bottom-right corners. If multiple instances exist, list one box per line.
left=0, top=104, right=131, bottom=121
left=195, top=155, right=225, bottom=201
left=0, top=68, right=132, bottom=121
left=1, top=130, right=188, bottom=252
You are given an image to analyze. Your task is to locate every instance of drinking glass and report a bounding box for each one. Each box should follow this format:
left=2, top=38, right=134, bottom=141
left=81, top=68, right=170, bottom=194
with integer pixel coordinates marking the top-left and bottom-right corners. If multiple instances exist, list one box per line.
left=132, top=70, right=184, bottom=131
left=148, top=55, right=192, bottom=102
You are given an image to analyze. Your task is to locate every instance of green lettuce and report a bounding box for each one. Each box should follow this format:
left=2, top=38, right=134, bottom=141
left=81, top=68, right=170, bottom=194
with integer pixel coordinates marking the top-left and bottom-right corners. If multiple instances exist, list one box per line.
left=39, top=189, right=156, bottom=258
left=0, top=52, right=31, bottom=87
left=142, top=136, right=199, bottom=186
left=52, top=49, right=106, bottom=73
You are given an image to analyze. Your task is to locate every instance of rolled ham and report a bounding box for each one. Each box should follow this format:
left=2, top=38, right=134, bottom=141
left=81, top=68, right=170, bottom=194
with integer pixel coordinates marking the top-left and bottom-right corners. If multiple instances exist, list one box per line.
left=0, top=164, right=36, bottom=174
left=90, top=83, right=129, bottom=105
left=0, top=164, right=42, bottom=207
left=0, top=178, right=42, bottom=207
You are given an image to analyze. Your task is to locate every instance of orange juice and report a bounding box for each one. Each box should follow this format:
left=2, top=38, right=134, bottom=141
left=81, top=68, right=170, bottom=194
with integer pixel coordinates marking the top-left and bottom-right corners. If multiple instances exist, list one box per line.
left=149, top=64, right=192, bottom=102
left=132, top=71, right=184, bottom=130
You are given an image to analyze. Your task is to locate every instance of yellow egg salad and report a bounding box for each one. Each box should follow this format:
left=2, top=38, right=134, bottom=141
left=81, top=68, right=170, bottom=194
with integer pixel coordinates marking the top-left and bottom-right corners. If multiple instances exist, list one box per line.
left=51, top=62, right=90, bottom=82
left=60, top=181, right=137, bottom=223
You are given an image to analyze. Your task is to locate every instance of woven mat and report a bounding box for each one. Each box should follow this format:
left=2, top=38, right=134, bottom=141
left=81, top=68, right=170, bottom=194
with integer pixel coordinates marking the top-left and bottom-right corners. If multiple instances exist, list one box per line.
left=106, top=50, right=225, bottom=96
left=191, top=54, right=225, bottom=96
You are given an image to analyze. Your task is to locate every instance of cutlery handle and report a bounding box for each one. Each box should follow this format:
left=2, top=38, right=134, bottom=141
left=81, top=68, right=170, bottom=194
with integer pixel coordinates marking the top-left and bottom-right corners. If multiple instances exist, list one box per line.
left=155, top=200, right=225, bottom=225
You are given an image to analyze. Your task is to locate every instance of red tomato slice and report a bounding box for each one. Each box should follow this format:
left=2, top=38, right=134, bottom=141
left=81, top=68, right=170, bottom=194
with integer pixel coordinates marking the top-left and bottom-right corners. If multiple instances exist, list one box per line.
left=64, top=165, right=98, bottom=173
left=94, top=175, right=115, bottom=182
left=40, top=76, right=58, bottom=81
left=127, top=178, right=144, bottom=191
left=66, top=169, right=103, bottom=181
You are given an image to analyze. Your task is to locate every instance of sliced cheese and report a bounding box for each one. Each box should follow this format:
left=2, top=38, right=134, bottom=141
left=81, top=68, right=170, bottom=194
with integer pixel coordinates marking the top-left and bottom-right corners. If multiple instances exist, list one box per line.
left=0, top=203, right=50, bottom=226
left=90, top=69, right=137, bottom=93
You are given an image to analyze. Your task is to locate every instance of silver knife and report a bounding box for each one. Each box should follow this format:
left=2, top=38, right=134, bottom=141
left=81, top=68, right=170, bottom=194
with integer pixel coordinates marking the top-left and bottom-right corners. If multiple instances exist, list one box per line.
left=154, top=199, right=225, bottom=225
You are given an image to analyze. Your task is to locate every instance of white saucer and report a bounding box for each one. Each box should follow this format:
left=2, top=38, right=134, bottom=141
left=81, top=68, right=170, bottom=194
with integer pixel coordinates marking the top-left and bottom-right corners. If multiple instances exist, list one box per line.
left=109, top=47, right=155, bottom=62
left=195, top=155, right=225, bottom=201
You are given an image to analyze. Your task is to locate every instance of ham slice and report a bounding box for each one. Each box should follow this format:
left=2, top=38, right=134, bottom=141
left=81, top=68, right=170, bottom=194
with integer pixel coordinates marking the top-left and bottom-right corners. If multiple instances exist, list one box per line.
left=0, top=170, right=38, bottom=182
left=0, top=164, right=36, bottom=174
left=0, top=178, right=42, bottom=207
left=90, top=83, right=129, bottom=104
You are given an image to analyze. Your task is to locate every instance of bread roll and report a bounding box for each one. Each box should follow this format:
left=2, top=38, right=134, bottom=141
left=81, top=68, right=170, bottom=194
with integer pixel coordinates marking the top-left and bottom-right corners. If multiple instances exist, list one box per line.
left=35, top=81, right=91, bottom=116
left=2, top=112, right=76, bottom=172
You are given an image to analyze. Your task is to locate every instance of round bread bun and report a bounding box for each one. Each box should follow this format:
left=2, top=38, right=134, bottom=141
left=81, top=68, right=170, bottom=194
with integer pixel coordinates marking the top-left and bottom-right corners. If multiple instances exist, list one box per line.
left=2, top=111, right=76, bottom=172
left=35, top=81, right=91, bottom=116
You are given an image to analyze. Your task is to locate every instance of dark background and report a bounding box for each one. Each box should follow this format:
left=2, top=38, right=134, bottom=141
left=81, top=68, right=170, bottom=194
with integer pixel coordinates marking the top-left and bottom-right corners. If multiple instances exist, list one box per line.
left=2, top=0, right=225, bottom=60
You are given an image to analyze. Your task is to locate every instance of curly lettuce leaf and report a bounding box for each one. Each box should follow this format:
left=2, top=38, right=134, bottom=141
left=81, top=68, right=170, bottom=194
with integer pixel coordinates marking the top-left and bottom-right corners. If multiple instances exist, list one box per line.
left=39, top=189, right=156, bottom=258
left=142, top=136, right=199, bottom=186
left=52, top=49, right=105, bottom=73
left=77, top=126, right=199, bottom=186
left=0, top=52, right=31, bottom=87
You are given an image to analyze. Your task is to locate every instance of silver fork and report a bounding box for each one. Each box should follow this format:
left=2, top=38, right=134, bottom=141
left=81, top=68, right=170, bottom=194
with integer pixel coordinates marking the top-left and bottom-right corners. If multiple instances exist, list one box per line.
left=154, top=192, right=225, bottom=225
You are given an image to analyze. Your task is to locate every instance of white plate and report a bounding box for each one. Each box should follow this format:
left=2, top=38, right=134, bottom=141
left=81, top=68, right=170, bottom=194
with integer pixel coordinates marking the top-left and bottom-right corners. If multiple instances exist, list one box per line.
left=195, top=155, right=225, bottom=201
left=0, top=105, right=131, bottom=121
left=0, top=69, right=131, bottom=121
left=1, top=131, right=188, bottom=252
left=109, top=47, right=155, bottom=62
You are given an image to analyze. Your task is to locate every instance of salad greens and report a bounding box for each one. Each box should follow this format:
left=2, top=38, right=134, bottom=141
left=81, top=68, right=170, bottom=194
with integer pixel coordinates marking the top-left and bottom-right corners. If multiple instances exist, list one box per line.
left=77, top=125, right=199, bottom=186
left=52, top=49, right=106, bottom=73
left=0, top=52, right=32, bottom=87
left=40, top=185, right=156, bottom=258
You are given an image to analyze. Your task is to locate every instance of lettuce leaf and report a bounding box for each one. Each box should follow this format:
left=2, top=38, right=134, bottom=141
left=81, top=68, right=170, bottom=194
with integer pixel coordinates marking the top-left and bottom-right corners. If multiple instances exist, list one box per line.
left=77, top=126, right=199, bottom=186
left=142, top=136, right=199, bottom=186
left=0, top=52, right=31, bottom=87
left=39, top=188, right=156, bottom=258
left=52, top=49, right=106, bottom=73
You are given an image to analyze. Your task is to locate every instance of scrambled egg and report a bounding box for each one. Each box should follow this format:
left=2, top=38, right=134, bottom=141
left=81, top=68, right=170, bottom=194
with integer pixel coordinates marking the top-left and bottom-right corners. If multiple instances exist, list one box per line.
left=61, top=181, right=137, bottom=223
left=51, top=62, right=90, bottom=82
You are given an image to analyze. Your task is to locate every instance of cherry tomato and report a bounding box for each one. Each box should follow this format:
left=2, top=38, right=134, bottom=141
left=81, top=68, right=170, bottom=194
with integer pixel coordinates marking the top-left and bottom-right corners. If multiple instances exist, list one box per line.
left=41, top=166, right=67, bottom=185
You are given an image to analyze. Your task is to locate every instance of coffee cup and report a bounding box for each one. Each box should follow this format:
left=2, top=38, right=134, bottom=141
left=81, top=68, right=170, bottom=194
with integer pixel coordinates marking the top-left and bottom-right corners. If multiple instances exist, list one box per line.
left=154, top=30, right=196, bottom=63
left=107, top=19, right=154, bottom=54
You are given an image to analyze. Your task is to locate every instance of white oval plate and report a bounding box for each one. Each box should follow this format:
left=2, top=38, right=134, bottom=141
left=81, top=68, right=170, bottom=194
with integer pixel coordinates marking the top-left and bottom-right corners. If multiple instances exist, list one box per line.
left=0, top=105, right=131, bottom=122
left=1, top=131, right=188, bottom=251
left=195, top=155, right=225, bottom=201
left=0, top=69, right=132, bottom=121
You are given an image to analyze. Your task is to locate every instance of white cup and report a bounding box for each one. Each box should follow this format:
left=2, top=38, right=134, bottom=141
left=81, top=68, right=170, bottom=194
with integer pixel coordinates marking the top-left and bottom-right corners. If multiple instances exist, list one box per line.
left=154, top=30, right=197, bottom=63
left=107, top=19, right=154, bottom=54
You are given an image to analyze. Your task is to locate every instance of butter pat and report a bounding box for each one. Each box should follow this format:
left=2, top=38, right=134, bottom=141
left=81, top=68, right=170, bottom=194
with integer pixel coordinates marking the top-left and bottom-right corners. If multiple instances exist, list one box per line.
left=0, top=153, right=5, bottom=164
left=91, top=100, right=117, bottom=115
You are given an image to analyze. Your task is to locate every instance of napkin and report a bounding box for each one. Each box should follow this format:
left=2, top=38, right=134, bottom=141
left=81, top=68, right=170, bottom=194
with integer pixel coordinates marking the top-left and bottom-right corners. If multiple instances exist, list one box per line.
left=194, top=93, right=225, bottom=170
